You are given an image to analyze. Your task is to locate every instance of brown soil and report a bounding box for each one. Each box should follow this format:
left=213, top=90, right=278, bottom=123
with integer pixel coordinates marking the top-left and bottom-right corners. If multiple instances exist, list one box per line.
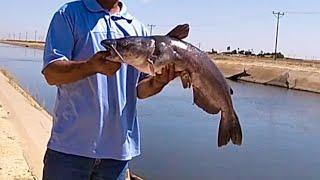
left=0, top=101, right=36, bottom=180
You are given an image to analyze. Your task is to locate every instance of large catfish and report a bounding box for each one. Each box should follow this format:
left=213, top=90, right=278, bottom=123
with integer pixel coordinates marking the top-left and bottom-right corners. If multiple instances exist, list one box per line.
left=101, top=25, right=242, bottom=147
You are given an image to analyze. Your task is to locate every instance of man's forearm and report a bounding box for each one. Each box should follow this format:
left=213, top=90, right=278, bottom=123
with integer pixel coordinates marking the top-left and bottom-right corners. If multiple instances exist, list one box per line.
left=43, top=60, right=96, bottom=85
left=137, top=77, right=166, bottom=99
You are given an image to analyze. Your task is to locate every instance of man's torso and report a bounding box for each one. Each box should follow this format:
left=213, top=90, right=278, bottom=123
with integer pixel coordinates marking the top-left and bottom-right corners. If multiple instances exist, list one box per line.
left=44, top=0, right=148, bottom=160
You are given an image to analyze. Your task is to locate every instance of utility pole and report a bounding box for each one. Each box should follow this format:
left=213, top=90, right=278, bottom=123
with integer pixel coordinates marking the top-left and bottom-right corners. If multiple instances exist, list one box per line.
left=273, top=11, right=285, bottom=60
left=19, top=32, right=21, bottom=41
left=35, top=30, right=37, bottom=42
left=25, top=32, right=28, bottom=41
left=147, top=24, right=156, bottom=35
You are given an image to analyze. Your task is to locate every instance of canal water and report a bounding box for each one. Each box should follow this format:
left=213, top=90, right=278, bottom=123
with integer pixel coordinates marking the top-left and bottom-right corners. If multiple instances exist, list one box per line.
left=0, top=44, right=319, bottom=180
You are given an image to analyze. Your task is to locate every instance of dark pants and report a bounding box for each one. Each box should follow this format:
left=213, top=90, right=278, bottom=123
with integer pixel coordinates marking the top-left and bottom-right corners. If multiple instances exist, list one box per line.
left=42, top=149, right=128, bottom=180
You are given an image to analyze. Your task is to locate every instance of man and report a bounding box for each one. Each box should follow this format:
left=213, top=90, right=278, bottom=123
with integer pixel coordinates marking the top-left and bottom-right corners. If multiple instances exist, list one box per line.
left=42, top=0, right=188, bottom=179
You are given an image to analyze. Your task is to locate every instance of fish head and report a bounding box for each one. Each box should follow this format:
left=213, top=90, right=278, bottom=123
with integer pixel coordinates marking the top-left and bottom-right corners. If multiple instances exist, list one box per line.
left=101, top=37, right=156, bottom=74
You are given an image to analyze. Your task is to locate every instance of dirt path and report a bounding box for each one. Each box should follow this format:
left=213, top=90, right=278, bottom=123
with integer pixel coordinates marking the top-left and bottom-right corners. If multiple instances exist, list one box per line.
left=0, top=40, right=44, bottom=50
left=0, top=101, right=36, bottom=180
left=0, top=71, right=52, bottom=179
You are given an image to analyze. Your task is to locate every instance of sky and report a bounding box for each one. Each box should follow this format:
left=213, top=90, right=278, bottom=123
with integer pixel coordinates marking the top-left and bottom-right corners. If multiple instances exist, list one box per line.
left=1, top=0, right=320, bottom=59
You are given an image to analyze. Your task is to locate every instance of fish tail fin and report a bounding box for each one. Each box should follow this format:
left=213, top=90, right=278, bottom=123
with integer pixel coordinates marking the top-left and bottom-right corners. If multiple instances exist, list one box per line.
left=218, top=110, right=242, bottom=147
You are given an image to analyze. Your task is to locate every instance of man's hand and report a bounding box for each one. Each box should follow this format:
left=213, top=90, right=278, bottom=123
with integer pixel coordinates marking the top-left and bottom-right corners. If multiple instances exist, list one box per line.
left=153, top=63, right=176, bottom=86
left=87, top=51, right=121, bottom=76
left=137, top=63, right=177, bottom=99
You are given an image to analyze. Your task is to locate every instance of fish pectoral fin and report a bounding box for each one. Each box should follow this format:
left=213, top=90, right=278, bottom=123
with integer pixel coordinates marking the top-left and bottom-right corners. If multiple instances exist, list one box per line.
left=193, top=87, right=220, bottom=115
left=166, top=24, right=190, bottom=40
left=180, top=71, right=192, bottom=89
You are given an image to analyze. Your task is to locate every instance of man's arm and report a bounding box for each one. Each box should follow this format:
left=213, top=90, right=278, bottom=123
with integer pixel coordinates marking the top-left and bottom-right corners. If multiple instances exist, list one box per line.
left=43, top=51, right=121, bottom=85
left=137, top=63, right=176, bottom=99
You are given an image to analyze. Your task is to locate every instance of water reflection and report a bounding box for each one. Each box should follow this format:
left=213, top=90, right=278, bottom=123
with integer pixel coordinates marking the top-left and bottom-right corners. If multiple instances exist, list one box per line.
left=0, top=44, right=56, bottom=112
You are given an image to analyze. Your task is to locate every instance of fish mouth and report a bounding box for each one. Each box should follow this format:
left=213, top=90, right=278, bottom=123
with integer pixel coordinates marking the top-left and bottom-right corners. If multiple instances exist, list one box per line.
left=101, top=39, right=156, bottom=63
left=101, top=38, right=156, bottom=75
left=101, top=39, right=116, bottom=51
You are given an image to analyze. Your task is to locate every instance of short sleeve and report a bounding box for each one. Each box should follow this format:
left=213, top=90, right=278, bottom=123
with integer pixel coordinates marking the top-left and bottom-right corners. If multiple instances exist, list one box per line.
left=42, top=9, right=74, bottom=72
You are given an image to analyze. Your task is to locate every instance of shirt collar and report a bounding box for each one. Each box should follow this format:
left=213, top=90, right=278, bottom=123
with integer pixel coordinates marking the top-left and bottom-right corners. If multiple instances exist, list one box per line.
left=82, top=0, right=133, bottom=21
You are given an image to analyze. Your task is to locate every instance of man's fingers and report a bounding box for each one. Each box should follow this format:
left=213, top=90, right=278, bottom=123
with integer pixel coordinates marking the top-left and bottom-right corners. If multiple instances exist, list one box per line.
left=168, top=63, right=175, bottom=80
left=96, top=51, right=110, bottom=59
left=154, top=64, right=176, bottom=85
left=161, top=66, right=166, bottom=76
left=165, top=65, right=170, bottom=82
left=104, top=61, right=121, bottom=69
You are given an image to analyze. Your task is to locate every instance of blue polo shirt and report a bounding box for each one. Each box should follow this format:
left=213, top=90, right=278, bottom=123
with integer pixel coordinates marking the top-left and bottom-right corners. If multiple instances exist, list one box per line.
left=43, top=0, right=148, bottom=160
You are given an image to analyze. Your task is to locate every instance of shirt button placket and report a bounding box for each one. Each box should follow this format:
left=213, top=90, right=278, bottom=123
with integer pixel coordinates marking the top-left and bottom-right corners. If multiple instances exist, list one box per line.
left=104, top=14, right=111, bottom=27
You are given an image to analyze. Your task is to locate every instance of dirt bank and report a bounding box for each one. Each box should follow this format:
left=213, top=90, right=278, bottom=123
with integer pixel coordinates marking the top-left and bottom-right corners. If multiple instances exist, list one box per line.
left=0, top=69, right=52, bottom=179
left=212, top=54, right=320, bottom=93
left=0, top=40, right=44, bottom=50
left=0, top=101, right=36, bottom=179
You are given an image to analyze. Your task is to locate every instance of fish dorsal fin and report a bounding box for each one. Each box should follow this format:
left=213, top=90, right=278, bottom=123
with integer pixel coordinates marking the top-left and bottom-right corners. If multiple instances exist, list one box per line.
left=166, top=24, right=190, bottom=40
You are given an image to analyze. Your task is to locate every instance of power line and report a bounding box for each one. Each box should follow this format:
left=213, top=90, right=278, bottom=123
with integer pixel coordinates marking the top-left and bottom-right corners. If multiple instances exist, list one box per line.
left=147, top=24, right=156, bottom=35
left=285, top=11, right=320, bottom=15
left=273, top=11, right=285, bottom=60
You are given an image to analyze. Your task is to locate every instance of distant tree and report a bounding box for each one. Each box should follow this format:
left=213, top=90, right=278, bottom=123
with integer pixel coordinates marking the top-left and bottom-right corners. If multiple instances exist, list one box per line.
left=227, top=46, right=231, bottom=51
left=257, top=50, right=264, bottom=57
left=231, top=50, right=237, bottom=54
left=211, top=48, right=217, bottom=54
left=238, top=50, right=245, bottom=55
left=244, top=50, right=252, bottom=56
left=275, top=52, right=285, bottom=58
